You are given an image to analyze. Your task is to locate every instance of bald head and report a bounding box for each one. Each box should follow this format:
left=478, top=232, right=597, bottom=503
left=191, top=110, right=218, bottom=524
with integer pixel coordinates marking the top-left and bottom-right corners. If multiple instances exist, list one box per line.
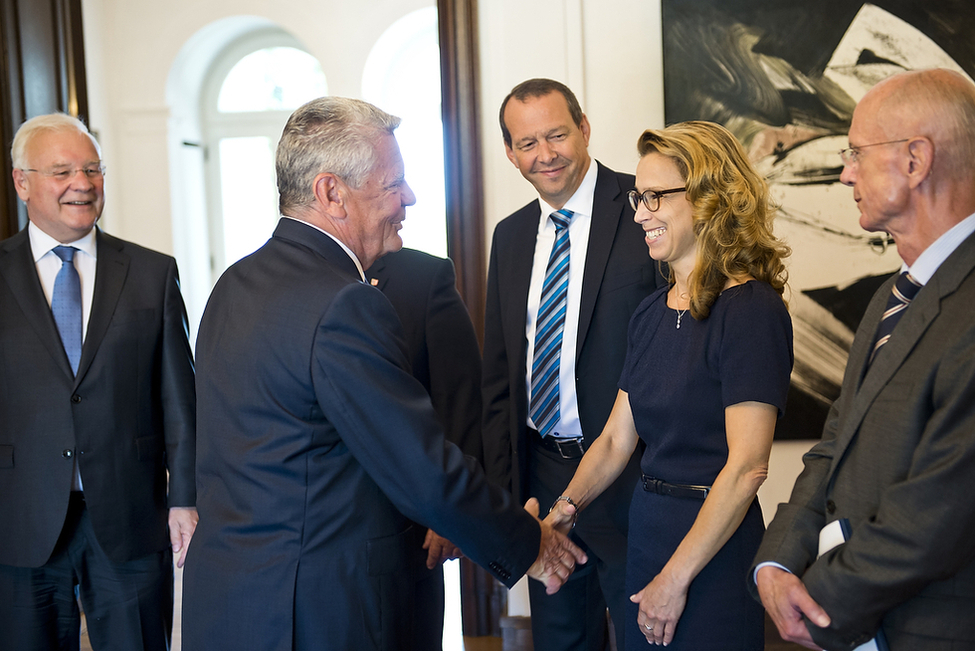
left=841, top=69, right=975, bottom=264
left=862, top=68, right=975, bottom=181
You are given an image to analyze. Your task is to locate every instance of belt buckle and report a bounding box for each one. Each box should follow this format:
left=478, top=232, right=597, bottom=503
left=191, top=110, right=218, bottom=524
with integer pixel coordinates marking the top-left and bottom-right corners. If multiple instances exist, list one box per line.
left=556, top=437, right=584, bottom=459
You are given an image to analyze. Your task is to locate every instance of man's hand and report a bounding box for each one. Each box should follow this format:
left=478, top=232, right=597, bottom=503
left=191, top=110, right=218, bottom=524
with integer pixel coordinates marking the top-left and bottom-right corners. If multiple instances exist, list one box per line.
left=524, top=498, right=588, bottom=595
left=757, top=565, right=831, bottom=650
left=422, top=529, right=463, bottom=569
left=168, top=507, right=199, bottom=569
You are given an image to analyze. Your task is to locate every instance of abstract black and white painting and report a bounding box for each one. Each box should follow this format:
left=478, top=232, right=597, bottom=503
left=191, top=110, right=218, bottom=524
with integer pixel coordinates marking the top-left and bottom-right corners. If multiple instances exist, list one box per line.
left=662, top=1, right=975, bottom=438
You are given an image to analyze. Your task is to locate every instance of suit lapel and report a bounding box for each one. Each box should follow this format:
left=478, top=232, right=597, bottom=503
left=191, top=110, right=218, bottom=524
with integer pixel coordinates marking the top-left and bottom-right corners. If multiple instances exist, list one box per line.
left=0, top=229, right=75, bottom=378
left=77, top=230, right=129, bottom=385
left=502, top=207, right=540, bottom=367
left=576, top=162, right=624, bottom=359
left=831, top=231, right=975, bottom=468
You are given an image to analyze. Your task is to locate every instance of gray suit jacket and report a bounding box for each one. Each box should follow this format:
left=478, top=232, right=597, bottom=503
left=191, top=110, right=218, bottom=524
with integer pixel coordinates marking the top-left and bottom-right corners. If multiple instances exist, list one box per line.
left=753, top=231, right=975, bottom=651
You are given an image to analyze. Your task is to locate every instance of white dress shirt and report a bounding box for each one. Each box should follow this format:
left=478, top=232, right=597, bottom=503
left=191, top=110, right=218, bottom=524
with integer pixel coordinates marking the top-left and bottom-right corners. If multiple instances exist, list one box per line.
left=524, top=159, right=597, bottom=439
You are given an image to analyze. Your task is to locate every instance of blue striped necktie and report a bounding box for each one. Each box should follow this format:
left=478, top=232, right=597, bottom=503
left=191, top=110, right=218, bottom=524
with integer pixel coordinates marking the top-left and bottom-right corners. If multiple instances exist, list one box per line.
left=530, top=209, right=572, bottom=437
left=869, top=271, right=922, bottom=366
left=52, top=246, right=83, bottom=375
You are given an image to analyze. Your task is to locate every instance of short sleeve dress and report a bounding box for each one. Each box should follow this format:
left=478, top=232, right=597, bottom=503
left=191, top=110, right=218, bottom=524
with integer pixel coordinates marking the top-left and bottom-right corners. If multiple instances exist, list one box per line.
left=618, top=280, right=793, bottom=650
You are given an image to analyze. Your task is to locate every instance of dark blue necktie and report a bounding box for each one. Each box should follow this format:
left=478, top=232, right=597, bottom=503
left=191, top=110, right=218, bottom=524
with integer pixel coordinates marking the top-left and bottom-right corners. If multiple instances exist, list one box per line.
left=869, top=271, right=922, bottom=366
left=52, top=246, right=83, bottom=375
left=530, top=209, right=572, bottom=437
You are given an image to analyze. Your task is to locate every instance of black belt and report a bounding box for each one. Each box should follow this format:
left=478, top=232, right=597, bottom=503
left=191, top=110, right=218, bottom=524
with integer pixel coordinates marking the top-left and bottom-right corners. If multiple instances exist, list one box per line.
left=529, top=428, right=586, bottom=459
left=642, top=475, right=710, bottom=500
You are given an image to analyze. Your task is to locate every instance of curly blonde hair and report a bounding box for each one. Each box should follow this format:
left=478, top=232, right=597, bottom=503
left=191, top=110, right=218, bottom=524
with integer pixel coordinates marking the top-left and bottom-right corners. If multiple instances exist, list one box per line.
left=637, top=121, right=790, bottom=319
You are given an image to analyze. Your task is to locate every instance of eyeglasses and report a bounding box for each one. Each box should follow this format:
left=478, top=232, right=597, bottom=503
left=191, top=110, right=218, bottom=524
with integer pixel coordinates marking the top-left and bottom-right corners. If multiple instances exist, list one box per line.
left=21, top=164, right=106, bottom=181
left=627, top=187, right=686, bottom=212
left=838, top=139, right=908, bottom=165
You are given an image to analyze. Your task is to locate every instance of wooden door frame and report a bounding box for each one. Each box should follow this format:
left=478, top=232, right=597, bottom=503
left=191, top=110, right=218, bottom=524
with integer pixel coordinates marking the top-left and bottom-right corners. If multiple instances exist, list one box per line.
left=1, top=0, right=88, bottom=239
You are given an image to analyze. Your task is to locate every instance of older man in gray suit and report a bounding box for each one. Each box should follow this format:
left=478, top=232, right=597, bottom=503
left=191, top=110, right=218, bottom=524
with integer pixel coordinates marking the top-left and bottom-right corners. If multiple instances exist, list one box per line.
left=753, top=68, right=975, bottom=651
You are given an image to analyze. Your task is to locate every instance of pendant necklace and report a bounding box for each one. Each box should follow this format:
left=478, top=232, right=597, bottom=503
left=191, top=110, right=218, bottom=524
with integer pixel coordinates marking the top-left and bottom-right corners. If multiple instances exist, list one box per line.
left=674, top=289, right=689, bottom=329
left=676, top=307, right=687, bottom=329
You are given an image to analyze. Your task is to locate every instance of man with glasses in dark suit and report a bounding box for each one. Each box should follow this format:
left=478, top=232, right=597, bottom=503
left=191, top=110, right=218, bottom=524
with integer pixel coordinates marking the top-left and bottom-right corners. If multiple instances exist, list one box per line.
left=0, top=113, right=197, bottom=651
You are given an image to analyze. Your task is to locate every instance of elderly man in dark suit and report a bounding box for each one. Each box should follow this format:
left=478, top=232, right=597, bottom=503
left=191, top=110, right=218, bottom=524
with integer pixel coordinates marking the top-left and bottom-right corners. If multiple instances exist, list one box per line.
left=182, top=96, right=586, bottom=651
left=366, top=247, right=484, bottom=649
left=753, top=68, right=975, bottom=651
left=0, top=114, right=197, bottom=651
left=482, top=78, right=666, bottom=651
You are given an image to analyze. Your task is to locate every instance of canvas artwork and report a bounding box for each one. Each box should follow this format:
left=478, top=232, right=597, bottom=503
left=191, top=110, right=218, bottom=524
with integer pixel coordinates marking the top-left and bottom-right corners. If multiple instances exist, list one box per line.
left=662, top=0, right=975, bottom=439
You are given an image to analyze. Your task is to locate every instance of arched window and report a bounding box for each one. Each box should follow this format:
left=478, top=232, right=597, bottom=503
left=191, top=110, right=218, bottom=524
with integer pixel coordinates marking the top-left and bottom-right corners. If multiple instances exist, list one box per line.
left=363, top=7, right=447, bottom=258
left=202, top=30, right=327, bottom=278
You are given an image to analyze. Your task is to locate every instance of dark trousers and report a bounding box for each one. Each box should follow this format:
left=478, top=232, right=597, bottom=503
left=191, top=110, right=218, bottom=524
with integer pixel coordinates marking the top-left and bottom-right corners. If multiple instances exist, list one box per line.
left=0, top=493, right=173, bottom=651
left=527, top=440, right=640, bottom=651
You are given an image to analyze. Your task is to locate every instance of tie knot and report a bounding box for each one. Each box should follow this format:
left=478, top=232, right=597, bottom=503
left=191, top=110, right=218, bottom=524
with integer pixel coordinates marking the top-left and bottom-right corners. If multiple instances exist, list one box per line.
left=551, top=209, right=573, bottom=231
left=894, top=271, right=922, bottom=303
left=53, top=246, right=77, bottom=263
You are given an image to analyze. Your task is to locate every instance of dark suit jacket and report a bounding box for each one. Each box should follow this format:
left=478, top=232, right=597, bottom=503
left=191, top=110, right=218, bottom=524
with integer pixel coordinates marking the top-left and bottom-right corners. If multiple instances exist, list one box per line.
left=753, top=231, right=975, bottom=651
left=366, top=248, right=483, bottom=648
left=183, top=219, right=540, bottom=651
left=0, top=227, right=196, bottom=566
left=366, top=248, right=482, bottom=462
left=482, top=161, right=665, bottom=503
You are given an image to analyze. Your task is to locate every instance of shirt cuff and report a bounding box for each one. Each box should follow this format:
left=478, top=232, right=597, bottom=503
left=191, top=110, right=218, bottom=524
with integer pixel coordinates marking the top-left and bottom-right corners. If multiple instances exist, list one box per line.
left=753, top=561, right=792, bottom=586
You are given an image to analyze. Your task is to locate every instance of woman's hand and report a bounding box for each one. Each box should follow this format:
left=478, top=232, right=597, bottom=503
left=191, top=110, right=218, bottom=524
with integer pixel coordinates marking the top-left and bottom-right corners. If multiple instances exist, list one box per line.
left=630, top=572, right=688, bottom=646
left=543, top=498, right=577, bottom=536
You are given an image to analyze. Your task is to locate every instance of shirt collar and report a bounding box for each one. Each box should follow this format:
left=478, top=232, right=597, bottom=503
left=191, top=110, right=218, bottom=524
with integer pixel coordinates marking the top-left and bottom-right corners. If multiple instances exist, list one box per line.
left=906, top=210, right=975, bottom=284
left=28, top=222, right=98, bottom=263
left=538, top=157, right=597, bottom=221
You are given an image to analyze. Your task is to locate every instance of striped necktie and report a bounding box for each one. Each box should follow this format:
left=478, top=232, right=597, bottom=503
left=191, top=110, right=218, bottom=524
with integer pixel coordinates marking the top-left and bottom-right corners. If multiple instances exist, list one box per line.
left=869, top=271, right=922, bottom=366
left=530, top=209, right=572, bottom=437
left=52, top=246, right=83, bottom=375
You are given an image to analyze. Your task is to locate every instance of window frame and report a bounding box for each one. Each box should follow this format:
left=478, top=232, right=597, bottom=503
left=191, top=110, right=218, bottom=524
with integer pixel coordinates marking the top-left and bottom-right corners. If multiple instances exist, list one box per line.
left=200, top=29, right=324, bottom=280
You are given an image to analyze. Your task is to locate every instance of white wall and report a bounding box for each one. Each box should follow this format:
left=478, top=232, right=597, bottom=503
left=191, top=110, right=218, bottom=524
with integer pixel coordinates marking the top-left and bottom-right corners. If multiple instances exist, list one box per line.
left=81, top=0, right=814, bottom=618
left=478, top=0, right=665, bottom=238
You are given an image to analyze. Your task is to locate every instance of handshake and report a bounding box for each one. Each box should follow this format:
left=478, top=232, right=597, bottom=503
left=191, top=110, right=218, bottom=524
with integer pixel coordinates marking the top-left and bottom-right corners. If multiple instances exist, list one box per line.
left=422, top=496, right=587, bottom=594
left=525, top=496, right=587, bottom=594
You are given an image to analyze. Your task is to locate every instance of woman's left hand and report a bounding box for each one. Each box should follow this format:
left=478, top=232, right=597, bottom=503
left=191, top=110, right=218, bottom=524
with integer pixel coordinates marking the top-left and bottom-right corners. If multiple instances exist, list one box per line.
left=630, top=573, right=688, bottom=646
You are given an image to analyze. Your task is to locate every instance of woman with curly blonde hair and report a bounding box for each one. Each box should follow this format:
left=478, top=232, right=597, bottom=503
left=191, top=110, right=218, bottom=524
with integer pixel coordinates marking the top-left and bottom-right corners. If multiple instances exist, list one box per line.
left=546, top=121, right=793, bottom=650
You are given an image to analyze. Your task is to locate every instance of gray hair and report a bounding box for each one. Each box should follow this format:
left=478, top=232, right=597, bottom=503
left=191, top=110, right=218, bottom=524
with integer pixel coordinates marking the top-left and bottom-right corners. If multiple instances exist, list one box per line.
left=11, top=113, right=102, bottom=169
left=276, top=97, right=401, bottom=213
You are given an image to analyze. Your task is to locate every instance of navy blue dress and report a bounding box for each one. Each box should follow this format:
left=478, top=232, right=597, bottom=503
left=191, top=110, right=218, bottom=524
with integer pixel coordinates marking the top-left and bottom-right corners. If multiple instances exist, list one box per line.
left=618, top=281, right=793, bottom=650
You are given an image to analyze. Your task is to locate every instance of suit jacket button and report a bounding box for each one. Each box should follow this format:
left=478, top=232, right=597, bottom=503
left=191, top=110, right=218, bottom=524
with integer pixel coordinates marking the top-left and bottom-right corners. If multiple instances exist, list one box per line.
left=62, top=449, right=74, bottom=459
left=71, top=394, right=82, bottom=403
left=826, top=500, right=836, bottom=514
